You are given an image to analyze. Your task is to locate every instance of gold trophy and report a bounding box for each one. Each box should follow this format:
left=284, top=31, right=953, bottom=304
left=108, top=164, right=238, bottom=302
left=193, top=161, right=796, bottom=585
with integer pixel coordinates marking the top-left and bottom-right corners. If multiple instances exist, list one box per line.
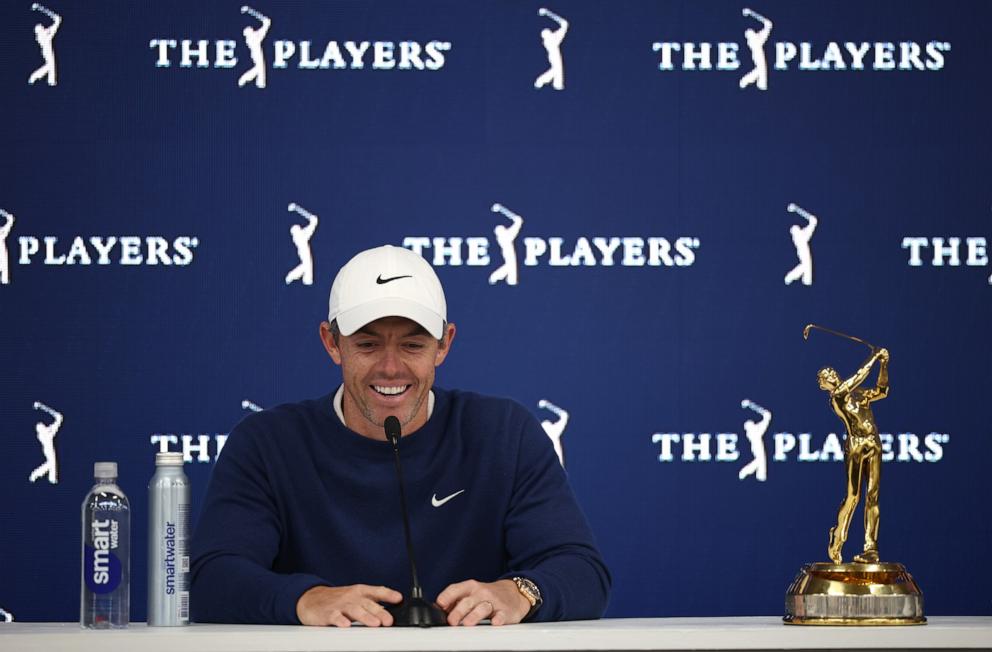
left=784, top=324, right=925, bottom=625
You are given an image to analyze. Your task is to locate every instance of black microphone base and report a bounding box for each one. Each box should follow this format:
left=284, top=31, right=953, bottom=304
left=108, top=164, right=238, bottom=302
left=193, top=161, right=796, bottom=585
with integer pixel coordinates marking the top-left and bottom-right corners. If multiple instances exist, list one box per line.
left=387, top=597, right=448, bottom=628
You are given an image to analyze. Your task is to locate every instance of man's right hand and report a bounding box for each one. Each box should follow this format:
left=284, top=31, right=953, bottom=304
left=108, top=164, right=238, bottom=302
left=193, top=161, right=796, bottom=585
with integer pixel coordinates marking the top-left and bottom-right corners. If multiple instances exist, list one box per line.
left=296, top=585, right=403, bottom=627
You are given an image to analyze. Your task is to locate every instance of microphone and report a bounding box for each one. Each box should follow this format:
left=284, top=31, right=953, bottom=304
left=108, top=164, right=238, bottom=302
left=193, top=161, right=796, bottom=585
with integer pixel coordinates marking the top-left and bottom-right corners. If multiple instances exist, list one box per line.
left=383, top=416, right=447, bottom=627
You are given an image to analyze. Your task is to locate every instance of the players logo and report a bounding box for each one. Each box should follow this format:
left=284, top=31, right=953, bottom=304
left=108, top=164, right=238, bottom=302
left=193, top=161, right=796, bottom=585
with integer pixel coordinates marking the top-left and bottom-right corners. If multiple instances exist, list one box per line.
left=784, top=203, right=817, bottom=287
left=652, top=397, right=949, bottom=480
left=0, top=209, right=14, bottom=285
left=534, top=8, right=568, bottom=91
left=150, top=10, right=451, bottom=83
left=488, top=203, right=524, bottom=286
left=241, top=399, right=263, bottom=412
left=652, top=7, right=950, bottom=89
left=28, top=401, right=63, bottom=485
left=285, top=203, right=319, bottom=286
left=238, top=6, right=271, bottom=89
left=404, top=203, right=700, bottom=286
left=0, top=607, right=13, bottom=622
left=28, top=3, right=61, bottom=87
left=739, top=8, right=772, bottom=90
left=538, top=399, right=569, bottom=467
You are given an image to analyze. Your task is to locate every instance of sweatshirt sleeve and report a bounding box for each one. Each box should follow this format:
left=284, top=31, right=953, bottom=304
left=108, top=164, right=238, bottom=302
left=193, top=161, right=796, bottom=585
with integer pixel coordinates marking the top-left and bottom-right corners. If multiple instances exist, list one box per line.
left=190, top=418, right=328, bottom=624
left=498, top=406, right=611, bottom=621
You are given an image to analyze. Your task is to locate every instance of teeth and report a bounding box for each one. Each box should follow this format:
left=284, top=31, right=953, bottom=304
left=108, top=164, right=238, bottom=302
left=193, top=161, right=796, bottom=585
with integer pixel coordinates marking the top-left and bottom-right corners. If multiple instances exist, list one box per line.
left=374, top=385, right=408, bottom=396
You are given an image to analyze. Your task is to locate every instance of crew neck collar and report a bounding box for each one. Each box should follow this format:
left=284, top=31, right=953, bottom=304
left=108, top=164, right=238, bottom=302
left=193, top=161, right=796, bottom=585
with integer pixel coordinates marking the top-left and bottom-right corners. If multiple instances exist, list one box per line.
left=331, top=385, right=435, bottom=430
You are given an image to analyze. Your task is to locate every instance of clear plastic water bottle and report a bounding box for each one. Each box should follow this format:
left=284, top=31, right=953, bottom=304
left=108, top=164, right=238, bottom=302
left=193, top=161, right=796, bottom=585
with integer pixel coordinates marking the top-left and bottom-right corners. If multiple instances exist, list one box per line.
left=80, top=461, right=130, bottom=628
left=147, top=452, right=191, bottom=626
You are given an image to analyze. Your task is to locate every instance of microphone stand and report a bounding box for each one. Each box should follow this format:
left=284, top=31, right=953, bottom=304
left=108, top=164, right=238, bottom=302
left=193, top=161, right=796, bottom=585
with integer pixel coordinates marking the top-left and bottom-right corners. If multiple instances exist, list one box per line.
left=384, top=416, right=447, bottom=627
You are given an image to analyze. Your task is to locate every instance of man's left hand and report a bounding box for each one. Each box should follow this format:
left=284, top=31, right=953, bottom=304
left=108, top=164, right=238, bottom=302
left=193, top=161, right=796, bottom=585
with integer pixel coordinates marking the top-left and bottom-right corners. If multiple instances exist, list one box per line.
left=436, top=579, right=531, bottom=626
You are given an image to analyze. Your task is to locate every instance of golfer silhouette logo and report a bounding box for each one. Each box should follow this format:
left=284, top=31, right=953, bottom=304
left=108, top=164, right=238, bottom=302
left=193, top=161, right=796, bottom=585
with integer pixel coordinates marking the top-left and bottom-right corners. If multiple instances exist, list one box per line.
left=241, top=399, right=263, bottom=413
left=28, top=3, right=61, bottom=86
left=0, top=607, right=13, bottom=623
left=29, top=401, right=63, bottom=485
left=488, top=203, right=524, bottom=286
left=784, top=203, right=818, bottom=286
left=285, top=203, right=319, bottom=286
left=538, top=399, right=569, bottom=467
left=534, top=8, right=568, bottom=91
left=0, top=209, right=14, bottom=286
left=238, top=5, right=271, bottom=89
left=738, top=399, right=771, bottom=482
left=739, top=8, right=772, bottom=91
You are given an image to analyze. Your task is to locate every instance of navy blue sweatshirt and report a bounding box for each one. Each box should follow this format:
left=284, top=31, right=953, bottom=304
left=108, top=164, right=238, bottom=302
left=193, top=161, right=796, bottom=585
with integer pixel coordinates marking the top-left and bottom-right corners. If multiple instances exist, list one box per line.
left=190, top=387, right=611, bottom=624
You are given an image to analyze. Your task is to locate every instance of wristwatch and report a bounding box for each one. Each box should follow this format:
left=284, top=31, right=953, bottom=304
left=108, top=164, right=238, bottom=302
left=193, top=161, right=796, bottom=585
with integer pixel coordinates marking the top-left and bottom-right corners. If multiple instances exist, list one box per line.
left=512, top=576, right=542, bottom=620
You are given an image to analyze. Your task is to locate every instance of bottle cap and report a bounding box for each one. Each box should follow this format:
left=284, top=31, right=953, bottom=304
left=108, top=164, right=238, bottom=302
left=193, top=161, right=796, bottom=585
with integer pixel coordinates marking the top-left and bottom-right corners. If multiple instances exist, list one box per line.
left=155, top=452, right=185, bottom=466
left=94, top=462, right=118, bottom=478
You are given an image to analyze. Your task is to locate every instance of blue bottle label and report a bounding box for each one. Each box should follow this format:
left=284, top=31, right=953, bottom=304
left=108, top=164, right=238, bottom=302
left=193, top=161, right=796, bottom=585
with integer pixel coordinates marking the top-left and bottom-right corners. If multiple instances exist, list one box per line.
left=84, top=517, right=122, bottom=594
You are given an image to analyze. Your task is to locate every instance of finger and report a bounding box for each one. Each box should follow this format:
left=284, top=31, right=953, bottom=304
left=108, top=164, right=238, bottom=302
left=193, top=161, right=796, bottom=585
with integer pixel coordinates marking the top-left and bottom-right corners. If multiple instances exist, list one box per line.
left=328, top=611, right=351, bottom=628
left=461, top=601, right=494, bottom=627
left=362, top=584, right=404, bottom=605
left=370, top=601, right=394, bottom=627
left=436, top=580, right=475, bottom=611
left=361, top=599, right=393, bottom=627
left=491, top=609, right=510, bottom=626
left=446, top=596, right=477, bottom=627
left=346, top=602, right=386, bottom=628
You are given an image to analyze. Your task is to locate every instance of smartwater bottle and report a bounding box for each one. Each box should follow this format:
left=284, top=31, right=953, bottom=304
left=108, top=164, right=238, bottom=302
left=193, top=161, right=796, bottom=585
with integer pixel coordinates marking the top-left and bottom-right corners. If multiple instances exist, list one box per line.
left=81, top=462, right=130, bottom=628
left=147, top=452, right=191, bottom=626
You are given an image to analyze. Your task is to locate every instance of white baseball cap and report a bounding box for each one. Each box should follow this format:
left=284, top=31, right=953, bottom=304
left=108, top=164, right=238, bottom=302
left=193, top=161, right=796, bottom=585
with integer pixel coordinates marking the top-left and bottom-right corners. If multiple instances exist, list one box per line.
left=328, top=245, right=447, bottom=339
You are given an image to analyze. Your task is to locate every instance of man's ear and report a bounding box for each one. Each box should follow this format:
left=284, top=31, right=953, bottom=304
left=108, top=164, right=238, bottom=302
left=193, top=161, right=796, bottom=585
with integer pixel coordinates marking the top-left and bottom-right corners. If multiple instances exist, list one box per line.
left=319, top=322, right=342, bottom=366
left=435, top=322, right=457, bottom=367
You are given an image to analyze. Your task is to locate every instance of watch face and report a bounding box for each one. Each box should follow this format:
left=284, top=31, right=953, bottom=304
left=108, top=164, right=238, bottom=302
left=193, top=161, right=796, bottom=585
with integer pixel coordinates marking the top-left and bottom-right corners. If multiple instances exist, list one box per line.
left=515, top=577, right=541, bottom=606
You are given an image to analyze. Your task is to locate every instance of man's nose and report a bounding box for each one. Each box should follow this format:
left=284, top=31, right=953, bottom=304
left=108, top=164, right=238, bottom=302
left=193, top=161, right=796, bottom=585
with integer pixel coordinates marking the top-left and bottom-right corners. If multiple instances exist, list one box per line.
left=377, top=346, right=403, bottom=376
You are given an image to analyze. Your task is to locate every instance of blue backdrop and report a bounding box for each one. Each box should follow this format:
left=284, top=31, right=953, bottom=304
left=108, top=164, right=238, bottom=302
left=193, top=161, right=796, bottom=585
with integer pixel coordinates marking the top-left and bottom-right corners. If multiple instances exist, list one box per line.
left=1, top=0, right=990, bottom=622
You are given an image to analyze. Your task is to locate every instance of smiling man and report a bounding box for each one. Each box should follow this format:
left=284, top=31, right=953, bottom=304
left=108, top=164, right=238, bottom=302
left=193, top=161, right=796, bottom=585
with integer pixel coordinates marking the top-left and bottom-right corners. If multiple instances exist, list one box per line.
left=191, top=245, right=610, bottom=627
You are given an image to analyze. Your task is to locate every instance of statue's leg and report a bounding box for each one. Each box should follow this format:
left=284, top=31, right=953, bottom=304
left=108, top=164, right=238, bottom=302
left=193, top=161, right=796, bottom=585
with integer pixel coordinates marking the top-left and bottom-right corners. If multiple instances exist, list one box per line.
left=853, top=449, right=882, bottom=563
left=829, top=447, right=863, bottom=563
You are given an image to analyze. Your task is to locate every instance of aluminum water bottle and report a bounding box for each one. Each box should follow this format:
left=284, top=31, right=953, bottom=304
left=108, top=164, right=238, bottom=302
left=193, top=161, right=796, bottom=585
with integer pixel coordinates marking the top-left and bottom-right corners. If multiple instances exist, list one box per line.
left=147, top=452, right=191, bottom=626
left=80, top=462, right=130, bottom=628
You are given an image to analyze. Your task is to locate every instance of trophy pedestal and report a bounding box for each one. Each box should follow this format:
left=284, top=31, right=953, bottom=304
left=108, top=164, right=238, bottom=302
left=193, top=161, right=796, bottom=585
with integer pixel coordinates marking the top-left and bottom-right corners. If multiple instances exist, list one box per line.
left=784, top=562, right=925, bottom=625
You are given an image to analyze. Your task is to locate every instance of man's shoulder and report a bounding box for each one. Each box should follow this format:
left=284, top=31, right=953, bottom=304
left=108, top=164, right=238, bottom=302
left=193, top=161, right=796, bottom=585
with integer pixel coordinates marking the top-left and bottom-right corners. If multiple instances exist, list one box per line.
left=438, top=387, right=530, bottom=417
left=435, top=387, right=539, bottom=438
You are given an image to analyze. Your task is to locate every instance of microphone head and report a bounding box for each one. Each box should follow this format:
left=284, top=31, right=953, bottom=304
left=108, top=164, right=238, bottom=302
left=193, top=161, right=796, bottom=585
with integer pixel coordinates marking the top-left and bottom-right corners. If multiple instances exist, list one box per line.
left=384, top=416, right=402, bottom=444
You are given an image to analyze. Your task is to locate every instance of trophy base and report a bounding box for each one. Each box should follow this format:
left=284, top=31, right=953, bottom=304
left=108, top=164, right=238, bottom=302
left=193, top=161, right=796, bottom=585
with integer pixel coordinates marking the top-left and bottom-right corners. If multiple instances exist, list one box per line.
left=784, top=562, right=925, bottom=626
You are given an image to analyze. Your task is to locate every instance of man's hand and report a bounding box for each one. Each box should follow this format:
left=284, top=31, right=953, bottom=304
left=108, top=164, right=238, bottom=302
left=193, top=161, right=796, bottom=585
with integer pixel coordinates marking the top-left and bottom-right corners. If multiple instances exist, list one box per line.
left=296, top=584, right=402, bottom=627
left=436, top=579, right=531, bottom=627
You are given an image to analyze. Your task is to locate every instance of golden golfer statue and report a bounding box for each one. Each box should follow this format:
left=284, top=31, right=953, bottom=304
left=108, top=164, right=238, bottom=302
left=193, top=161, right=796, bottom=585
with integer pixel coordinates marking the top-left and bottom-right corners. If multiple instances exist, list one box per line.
left=784, top=324, right=925, bottom=626
left=807, top=324, right=888, bottom=563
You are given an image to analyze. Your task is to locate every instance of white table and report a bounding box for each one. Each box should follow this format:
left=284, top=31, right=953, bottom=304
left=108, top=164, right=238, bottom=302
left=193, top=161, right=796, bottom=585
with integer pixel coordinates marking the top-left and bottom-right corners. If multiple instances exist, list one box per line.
left=1, top=617, right=990, bottom=652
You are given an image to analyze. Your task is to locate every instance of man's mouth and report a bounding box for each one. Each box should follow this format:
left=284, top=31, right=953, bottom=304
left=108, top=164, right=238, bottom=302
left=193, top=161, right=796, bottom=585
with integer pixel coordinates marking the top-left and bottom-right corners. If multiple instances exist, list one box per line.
left=372, top=384, right=411, bottom=397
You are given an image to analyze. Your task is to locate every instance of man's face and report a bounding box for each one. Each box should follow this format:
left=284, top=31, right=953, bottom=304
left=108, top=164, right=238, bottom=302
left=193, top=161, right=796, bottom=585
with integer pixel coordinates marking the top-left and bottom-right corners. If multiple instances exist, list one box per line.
left=320, top=316, right=455, bottom=440
left=818, top=367, right=840, bottom=391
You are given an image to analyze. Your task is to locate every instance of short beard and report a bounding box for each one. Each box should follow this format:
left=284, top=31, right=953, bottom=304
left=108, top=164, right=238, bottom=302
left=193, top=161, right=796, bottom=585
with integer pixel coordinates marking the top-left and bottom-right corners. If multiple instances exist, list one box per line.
left=350, top=385, right=428, bottom=430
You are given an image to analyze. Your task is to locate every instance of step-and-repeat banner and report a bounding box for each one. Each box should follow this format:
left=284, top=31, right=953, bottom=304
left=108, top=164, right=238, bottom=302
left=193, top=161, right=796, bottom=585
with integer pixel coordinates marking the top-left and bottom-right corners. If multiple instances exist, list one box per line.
left=1, top=0, right=989, bottom=622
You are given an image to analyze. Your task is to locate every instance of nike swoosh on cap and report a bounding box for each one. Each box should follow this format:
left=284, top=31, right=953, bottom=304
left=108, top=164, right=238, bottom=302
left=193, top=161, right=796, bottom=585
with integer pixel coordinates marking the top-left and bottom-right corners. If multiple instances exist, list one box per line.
left=376, top=274, right=413, bottom=284
left=431, top=489, right=465, bottom=507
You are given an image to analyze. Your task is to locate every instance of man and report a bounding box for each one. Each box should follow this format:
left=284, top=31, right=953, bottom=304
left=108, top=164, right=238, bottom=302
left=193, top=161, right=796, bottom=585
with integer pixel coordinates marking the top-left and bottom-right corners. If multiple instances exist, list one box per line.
left=818, top=347, right=889, bottom=563
left=191, top=245, right=610, bottom=626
